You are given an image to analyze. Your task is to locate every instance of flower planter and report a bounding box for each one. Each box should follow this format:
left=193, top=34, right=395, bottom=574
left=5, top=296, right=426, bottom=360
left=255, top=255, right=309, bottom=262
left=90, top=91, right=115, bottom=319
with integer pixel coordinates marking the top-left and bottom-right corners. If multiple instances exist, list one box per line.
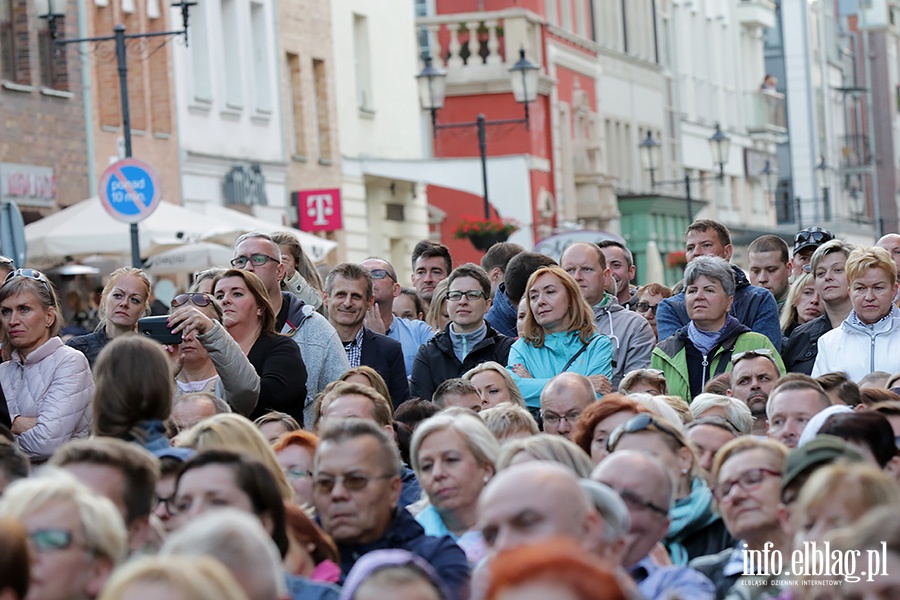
left=467, top=231, right=510, bottom=251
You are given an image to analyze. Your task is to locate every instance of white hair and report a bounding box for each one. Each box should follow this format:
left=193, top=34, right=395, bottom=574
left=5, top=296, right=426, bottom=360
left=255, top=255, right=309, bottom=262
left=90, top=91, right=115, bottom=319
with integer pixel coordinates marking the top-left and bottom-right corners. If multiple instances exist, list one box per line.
left=689, top=393, right=753, bottom=435
left=627, top=393, right=684, bottom=429
left=160, top=509, right=287, bottom=600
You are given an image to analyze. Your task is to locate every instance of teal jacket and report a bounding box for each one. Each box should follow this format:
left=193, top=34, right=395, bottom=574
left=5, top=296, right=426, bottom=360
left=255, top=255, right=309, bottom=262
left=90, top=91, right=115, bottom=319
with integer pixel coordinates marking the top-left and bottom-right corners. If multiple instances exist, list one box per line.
left=651, top=322, right=784, bottom=403
left=507, top=331, right=613, bottom=408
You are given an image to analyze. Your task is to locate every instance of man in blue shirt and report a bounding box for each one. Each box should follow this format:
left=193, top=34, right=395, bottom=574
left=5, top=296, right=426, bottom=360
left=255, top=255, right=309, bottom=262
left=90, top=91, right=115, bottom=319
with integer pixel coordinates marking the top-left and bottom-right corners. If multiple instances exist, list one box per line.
left=361, top=258, right=434, bottom=377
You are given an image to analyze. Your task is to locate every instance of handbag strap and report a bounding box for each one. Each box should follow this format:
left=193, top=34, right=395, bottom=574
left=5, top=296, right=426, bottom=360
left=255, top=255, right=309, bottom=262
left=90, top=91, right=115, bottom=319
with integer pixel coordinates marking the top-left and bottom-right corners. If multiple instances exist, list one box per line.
left=562, top=341, right=590, bottom=372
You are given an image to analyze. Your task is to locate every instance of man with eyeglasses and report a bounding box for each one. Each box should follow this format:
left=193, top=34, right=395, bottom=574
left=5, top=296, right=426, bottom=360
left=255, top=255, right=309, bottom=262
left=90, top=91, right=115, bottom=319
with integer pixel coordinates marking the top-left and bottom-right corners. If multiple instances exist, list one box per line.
left=690, top=438, right=789, bottom=599
left=410, top=264, right=514, bottom=401
left=0, top=471, right=128, bottom=600
left=561, top=243, right=654, bottom=389
left=324, top=263, right=410, bottom=407
left=233, top=232, right=349, bottom=426
left=791, top=226, right=835, bottom=277
left=656, top=219, right=783, bottom=351
left=361, top=257, right=434, bottom=378
left=782, top=239, right=856, bottom=374
left=539, top=373, right=596, bottom=439
left=591, top=451, right=715, bottom=600
left=313, top=418, right=469, bottom=598
left=726, top=349, right=781, bottom=436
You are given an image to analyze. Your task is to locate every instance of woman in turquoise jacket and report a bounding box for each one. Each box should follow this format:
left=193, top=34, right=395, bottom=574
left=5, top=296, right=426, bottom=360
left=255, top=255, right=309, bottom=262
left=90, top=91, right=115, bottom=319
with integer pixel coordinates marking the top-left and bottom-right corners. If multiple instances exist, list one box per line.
left=507, top=266, right=614, bottom=409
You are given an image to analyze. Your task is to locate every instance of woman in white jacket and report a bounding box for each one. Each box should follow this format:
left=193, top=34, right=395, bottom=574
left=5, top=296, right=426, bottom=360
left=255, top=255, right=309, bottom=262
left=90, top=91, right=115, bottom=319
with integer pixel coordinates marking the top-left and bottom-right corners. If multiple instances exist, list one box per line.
left=0, top=269, right=94, bottom=461
left=813, top=246, right=900, bottom=381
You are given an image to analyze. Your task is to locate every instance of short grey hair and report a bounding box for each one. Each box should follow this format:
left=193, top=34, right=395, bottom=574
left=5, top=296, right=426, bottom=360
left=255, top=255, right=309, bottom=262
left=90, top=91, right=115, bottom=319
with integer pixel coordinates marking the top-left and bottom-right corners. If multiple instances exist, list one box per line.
left=689, top=393, right=753, bottom=435
left=160, top=508, right=287, bottom=600
left=810, top=239, right=857, bottom=274
left=684, top=256, right=736, bottom=297
left=316, top=418, right=402, bottom=477
left=234, top=231, right=281, bottom=257
left=174, top=392, right=232, bottom=415
left=410, top=413, right=500, bottom=476
left=578, top=479, right=631, bottom=542
left=497, top=434, right=593, bottom=477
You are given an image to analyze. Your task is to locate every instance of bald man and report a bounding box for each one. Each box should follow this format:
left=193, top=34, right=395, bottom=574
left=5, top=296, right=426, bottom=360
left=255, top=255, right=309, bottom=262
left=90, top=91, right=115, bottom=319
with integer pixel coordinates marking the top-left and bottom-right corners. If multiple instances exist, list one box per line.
left=540, top=373, right=596, bottom=439
left=877, top=234, right=900, bottom=307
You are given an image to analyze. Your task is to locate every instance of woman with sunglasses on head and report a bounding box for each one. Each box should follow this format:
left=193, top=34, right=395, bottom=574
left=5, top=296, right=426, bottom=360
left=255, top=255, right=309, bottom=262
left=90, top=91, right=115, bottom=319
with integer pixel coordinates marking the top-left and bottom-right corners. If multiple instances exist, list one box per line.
left=507, top=266, right=614, bottom=410
left=606, top=412, right=735, bottom=564
left=167, top=290, right=260, bottom=417
left=634, top=283, right=673, bottom=342
left=208, top=269, right=307, bottom=425
left=0, top=269, right=94, bottom=461
left=66, top=267, right=151, bottom=368
left=651, top=257, right=784, bottom=404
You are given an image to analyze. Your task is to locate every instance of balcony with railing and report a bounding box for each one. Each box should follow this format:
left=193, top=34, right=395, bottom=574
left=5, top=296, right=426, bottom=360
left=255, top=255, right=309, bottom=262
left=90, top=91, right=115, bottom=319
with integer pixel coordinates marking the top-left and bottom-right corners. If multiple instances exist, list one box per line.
left=737, top=0, right=777, bottom=30
left=415, top=9, right=544, bottom=88
left=745, top=91, right=786, bottom=138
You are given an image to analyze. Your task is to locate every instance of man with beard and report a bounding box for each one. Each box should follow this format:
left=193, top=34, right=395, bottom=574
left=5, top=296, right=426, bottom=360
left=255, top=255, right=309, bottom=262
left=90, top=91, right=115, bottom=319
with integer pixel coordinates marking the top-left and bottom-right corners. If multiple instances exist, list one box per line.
left=726, top=350, right=781, bottom=436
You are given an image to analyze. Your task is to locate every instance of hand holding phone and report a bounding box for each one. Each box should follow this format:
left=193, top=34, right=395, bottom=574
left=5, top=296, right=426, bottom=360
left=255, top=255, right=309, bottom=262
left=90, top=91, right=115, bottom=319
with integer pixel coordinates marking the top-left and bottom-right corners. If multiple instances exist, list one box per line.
left=137, top=315, right=183, bottom=345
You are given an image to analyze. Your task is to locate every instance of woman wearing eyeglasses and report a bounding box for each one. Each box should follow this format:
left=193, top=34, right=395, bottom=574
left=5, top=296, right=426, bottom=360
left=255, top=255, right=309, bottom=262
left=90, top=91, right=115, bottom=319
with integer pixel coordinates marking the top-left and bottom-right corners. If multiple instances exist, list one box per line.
left=634, top=283, right=673, bottom=342
left=166, top=291, right=260, bottom=417
left=67, top=267, right=151, bottom=368
left=606, top=413, right=734, bottom=564
left=0, top=270, right=94, bottom=461
left=207, top=269, right=307, bottom=426
left=651, top=257, right=784, bottom=404
left=508, top=266, right=614, bottom=409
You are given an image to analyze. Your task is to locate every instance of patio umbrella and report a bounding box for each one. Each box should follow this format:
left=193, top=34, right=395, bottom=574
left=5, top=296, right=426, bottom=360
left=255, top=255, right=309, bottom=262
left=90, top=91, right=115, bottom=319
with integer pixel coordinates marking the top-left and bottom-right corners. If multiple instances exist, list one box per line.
left=645, top=239, right=666, bottom=286
left=144, top=241, right=234, bottom=274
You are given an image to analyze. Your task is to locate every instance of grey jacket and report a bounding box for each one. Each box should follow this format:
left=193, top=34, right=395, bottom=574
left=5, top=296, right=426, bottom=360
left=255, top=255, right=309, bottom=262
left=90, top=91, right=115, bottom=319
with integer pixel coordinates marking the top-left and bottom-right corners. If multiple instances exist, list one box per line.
left=179, top=320, right=261, bottom=416
left=593, top=294, right=655, bottom=389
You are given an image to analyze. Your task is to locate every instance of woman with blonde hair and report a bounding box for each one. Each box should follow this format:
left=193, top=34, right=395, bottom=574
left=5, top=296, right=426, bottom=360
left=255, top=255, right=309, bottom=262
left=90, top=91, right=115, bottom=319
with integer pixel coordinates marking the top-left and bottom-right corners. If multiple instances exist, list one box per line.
left=67, top=267, right=152, bottom=367
left=496, top=433, right=593, bottom=477
left=339, top=365, right=393, bottom=408
left=779, top=272, right=822, bottom=337
left=508, top=266, right=613, bottom=409
left=462, top=361, right=525, bottom=409
left=479, top=402, right=539, bottom=442
left=177, top=413, right=293, bottom=500
left=99, top=555, right=248, bottom=600
left=425, top=279, right=451, bottom=332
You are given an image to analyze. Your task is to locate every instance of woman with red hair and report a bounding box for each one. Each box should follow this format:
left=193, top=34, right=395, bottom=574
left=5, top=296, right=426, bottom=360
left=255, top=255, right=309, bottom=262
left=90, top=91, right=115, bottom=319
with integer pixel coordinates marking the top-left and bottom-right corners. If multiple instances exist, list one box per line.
left=571, top=394, right=651, bottom=464
left=486, top=538, right=627, bottom=600
left=272, top=430, right=318, bottom=507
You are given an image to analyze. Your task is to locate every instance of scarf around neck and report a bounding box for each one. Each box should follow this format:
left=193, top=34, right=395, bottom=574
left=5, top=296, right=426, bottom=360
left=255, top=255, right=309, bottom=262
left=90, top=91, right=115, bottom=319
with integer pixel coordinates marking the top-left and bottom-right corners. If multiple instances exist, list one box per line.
left=687, top=314, right=734, bottom=356
left=665, top=476, right=719, bottom=566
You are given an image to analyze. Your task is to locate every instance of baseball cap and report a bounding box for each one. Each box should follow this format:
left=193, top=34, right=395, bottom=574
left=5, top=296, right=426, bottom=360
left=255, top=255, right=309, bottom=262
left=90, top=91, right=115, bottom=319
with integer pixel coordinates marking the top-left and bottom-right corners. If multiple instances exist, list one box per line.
left=781, top=434, right=864, bottom=495
left=793, top=227, right=835, bottom=255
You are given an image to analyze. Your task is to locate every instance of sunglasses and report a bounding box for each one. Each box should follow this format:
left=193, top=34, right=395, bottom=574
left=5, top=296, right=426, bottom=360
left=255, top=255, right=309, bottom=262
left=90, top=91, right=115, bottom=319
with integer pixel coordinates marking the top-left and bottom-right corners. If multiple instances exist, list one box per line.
left=732, top=348, right=777, bottom=367
left=687, top=416, right=741, bottom=437
left=607, top=413, right=683, bottom=453
left=171, top=293, right=214, bottom=308
left=447, top=290, right=486, bottom=302
left=29, top=529, right=83, bottom=552
left=0, top=256, right=13, bottom=267
left=370, top=269, right=396, bottom=282
left=3, top=268, right=52, bottom=294
left=230, top=254, right=280, bottom=268
left=634, top=301, right=658, bottom=314
left=312, top=473, right=394, bottom=495
left=795, top=231, right=831, bottom=245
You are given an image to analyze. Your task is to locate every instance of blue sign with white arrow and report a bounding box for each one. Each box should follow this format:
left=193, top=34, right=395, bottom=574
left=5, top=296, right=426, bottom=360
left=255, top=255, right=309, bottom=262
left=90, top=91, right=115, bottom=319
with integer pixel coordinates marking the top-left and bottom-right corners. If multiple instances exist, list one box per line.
left=98, top=158, right=161, bottom=224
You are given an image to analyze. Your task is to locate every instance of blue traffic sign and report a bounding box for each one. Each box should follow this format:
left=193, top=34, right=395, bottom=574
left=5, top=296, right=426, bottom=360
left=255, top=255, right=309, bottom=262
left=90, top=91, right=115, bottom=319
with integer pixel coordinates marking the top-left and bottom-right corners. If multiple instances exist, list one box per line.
left=98, top=158, right=161, bottom=224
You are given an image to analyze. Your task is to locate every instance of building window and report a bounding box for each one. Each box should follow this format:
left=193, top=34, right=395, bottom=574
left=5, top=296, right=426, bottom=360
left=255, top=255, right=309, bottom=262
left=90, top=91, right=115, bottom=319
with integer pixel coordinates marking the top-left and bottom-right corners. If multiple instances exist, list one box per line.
left=189, top=0, right=212, bottom=102
left=221, top=0, right=243, bottom=108
left=353, top=14, right=373, bottom=111
left=1, top=0, right=29, bottom=85
left=313, top=58, right=332, bottom=161
left=148, top=5, right=172, bottom=133
left=37, top=17, right=68, bottom=90
left=287, top=52, right=306, bottom=157
left=249, top=1, right=270, bottom=113
left=0, top=0, right=16, bottom=82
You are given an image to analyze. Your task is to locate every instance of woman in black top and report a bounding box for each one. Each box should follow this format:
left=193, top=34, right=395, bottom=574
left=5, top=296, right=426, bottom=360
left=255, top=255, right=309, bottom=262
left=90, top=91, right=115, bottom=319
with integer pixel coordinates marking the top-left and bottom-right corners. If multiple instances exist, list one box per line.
left=212, top=269, right=307, bottom=426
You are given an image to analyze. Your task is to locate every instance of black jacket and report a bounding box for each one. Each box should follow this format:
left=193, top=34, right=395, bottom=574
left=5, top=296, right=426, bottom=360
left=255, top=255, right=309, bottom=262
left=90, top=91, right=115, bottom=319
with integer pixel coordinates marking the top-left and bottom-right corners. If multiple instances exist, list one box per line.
left=247, top=333, right=308, bottom=426
left=66, top=329, right=110, bottom=368
left=359, top=327, right=410, bottom=408
left=781, top=313, right=833, bottom=375
left=409, top=323, right=514, bottom=401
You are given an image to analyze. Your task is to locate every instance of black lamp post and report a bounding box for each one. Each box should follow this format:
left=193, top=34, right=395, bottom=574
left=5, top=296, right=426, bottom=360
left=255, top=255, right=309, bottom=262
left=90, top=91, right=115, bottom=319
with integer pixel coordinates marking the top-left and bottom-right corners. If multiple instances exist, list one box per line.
left=639, top=122, right=732, bottom=223
left=416, top=48, right=539, bottom=220
left=38, top=0, right=196, bottom=268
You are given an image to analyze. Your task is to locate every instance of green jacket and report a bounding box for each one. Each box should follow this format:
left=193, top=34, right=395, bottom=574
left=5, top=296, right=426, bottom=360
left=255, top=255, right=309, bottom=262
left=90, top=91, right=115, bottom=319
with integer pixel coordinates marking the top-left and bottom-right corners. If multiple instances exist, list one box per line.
left=651, top=323, right=784, bottom=403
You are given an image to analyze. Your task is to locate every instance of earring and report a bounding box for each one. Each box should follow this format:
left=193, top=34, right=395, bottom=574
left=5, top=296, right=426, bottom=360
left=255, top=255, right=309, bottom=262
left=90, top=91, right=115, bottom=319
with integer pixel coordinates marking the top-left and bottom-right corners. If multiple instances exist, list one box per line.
left=682, top=468, right=689, bottom=474
left=483, top=475, right=490, bottom=483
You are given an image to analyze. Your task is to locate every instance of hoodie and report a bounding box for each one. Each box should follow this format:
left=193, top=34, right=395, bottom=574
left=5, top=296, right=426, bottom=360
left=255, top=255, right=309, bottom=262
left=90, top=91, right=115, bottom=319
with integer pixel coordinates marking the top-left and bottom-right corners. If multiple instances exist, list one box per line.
left=656, top=264, right=782, bottom=351
left=592, top=294, right=655, bottom=389
left=484, top=283, right=518, bottom=338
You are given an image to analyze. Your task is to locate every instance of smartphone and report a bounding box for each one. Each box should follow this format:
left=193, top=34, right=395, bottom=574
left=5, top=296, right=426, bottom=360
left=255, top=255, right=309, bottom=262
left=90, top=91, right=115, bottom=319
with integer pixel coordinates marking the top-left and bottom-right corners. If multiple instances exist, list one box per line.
left=137, top=315, right=183, bottom=345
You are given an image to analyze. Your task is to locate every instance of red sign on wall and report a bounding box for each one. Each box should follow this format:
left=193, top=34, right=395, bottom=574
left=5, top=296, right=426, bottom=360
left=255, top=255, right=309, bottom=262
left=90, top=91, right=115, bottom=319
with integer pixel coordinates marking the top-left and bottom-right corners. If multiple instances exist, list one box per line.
left=296, top=188, right=343, bottom=232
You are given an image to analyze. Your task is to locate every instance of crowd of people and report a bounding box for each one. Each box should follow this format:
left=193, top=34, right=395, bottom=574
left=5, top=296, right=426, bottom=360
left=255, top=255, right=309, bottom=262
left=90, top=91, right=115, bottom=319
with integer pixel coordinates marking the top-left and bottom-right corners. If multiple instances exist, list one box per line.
left=2, top=223, right=900, bottom=599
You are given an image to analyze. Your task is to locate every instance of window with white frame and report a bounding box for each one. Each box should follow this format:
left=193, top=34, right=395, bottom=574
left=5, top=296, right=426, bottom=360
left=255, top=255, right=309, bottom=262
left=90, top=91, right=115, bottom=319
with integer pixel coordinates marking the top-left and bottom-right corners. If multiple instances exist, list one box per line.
left=353, top=13, right=373, bottom=111
left=189, top=0, right=212, bottom=102
left=249, top=1, right=271, bottom=113
left=221, top=0, right=243, bottom=108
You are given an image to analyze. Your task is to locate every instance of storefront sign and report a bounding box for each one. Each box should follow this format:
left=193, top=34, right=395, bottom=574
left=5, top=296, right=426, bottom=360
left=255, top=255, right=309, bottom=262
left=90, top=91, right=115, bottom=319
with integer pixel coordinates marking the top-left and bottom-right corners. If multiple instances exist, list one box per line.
left=296, top=188, right=342, bottom=232
left=0, top=163, right=56, bottom=208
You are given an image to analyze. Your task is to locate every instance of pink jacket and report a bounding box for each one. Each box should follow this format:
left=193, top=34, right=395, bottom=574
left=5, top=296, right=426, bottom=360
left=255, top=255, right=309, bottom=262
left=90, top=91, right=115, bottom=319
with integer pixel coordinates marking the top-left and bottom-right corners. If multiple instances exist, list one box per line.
left=1, top=337, right=94, bottom=460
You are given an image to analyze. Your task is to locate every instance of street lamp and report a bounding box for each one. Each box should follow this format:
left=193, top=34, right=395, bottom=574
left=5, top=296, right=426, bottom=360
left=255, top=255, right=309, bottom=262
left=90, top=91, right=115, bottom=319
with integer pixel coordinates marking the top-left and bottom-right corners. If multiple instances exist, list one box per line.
left=417, top=48, right=540, bottom=220
left=760, top=159, right=778, bottom=203
left=638, top=123, right=731, bottom=223
left=816, top=156, right=832, bottom=221
left=38, top=0, right=196, bottom=267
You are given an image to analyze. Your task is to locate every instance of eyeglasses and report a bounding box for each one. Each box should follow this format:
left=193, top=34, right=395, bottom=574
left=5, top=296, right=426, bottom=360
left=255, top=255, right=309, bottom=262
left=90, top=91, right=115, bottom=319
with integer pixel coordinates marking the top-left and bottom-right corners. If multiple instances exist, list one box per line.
left=369, top=269, right=396, bottom=282
left=230, top=254, right=280, bottom=268
left=634, top=301, right=658, bottom=314
left=447, top=290, right=486, bottom=302
left=171, top=293, right=214, bottom=308
left=312, top=473, right=395, bottom=495
left=607, top=413, right=683, bottom=453
left=541, top=410, right=582, bottom=426
left=29, top=529, right=85, bottom=552
left=687, top=416, right=741, bottom=437
left=618, top=488, right=669, bottom=516
left=285, top=467, right=313, bottom=480
left=713, top=467, right=782, bottom=502
left=155, top=495, right=177, bottom=516
left=3, top=268, right=52, bottom=294
left=731, top=348, right=777, bottom=367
